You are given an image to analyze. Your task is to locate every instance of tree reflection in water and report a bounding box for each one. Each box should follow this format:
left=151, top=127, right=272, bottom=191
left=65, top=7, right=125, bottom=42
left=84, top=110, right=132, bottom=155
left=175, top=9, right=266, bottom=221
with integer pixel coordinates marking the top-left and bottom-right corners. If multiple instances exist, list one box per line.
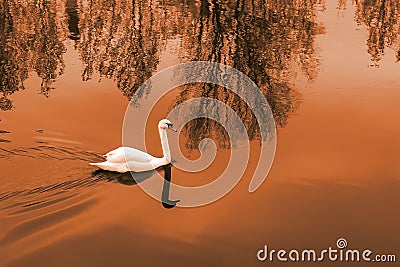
left=0, top=0, right=66, bottom=110
left=1, top=0, right=398, bottom=137
left=168, top=0, right=324, bottom=149
left=62, top=0, right=323, bottom=149
left=354, top=0, right=400, bottom=64
left=77, top=0, right=166, bottom=99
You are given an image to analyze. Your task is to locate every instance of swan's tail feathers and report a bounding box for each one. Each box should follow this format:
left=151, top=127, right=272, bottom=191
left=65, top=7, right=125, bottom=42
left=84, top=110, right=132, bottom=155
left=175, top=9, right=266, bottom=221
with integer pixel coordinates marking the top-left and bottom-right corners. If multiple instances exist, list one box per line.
left=89, top=162, right=108, bottom=169
left=90, top=162, right=103, bottom=166
left=89, top=161, right=128, bottom=173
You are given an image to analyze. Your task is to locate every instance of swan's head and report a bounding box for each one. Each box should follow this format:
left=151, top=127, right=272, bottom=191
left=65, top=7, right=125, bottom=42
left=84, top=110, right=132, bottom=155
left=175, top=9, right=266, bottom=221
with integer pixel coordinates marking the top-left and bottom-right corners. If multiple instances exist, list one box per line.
left=158, top=119, right=177, bottom=132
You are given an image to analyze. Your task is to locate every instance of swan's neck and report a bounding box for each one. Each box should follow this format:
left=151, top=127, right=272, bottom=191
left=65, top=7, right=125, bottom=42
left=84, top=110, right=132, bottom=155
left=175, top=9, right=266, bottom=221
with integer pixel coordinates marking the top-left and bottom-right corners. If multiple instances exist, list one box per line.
left=159, top=128, right=171, bottom=163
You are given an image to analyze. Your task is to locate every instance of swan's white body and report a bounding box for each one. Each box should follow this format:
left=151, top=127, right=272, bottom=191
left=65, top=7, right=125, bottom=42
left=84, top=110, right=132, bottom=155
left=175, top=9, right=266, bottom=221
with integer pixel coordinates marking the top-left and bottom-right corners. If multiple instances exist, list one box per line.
left=90, top=119, right=175, bottom=172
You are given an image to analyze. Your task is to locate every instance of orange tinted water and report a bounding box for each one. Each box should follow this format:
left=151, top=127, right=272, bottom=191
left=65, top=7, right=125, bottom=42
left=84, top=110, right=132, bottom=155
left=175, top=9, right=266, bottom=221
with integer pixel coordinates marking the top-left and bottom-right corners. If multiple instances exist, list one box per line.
left=0, top=0, right=399, bottom=266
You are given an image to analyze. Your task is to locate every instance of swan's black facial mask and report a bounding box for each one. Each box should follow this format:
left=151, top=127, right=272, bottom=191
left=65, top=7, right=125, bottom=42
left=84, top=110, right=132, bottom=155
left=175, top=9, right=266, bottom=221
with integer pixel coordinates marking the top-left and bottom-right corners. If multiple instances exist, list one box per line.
left=166, top=123, right=177, bottom=132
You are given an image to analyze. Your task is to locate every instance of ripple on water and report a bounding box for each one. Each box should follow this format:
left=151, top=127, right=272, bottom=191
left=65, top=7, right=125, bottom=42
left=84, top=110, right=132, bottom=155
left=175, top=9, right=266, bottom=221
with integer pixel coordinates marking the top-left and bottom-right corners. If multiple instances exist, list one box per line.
left=0, top=143, right=160, bottom=217
left=0, top=196, right=99, bottom=247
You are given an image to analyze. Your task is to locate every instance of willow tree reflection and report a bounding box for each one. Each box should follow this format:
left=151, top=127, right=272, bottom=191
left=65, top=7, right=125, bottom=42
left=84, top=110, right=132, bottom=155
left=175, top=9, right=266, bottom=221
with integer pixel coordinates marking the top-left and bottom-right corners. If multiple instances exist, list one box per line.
left=77, top=0, right=170, bottom=99
left=170, top=0, right=323, bottom=149
left=0, top=0, right=66, bottom=110
left=77, top=0, right=323, bottom=149
left=354, top=0, right=400, bottom=63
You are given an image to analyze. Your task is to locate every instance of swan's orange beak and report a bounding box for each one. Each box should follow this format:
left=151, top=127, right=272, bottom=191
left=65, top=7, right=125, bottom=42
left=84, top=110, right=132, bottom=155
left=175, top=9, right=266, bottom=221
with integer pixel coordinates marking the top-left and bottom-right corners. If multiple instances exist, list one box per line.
left=167, top=124, right=177, bottom=132
left=168, top=126, right=177, bottom=132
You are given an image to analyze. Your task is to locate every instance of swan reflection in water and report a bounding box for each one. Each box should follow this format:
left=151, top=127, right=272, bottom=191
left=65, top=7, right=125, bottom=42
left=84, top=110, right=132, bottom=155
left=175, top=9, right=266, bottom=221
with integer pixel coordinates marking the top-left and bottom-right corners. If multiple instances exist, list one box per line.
left=92, top=164, right=179, bottom=209
left=89, top=118, right=180, bottom=208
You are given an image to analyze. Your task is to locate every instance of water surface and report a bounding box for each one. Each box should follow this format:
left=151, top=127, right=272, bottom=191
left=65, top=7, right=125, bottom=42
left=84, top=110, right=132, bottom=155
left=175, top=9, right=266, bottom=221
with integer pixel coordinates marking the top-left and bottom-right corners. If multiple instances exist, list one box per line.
left=0, top=0, right=399, bottom=266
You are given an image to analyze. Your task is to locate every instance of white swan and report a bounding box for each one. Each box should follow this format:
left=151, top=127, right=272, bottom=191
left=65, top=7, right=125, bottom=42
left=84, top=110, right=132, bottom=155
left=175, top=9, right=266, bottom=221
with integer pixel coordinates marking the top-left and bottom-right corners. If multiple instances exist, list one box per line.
left=90, top=119, right=177, bottom=172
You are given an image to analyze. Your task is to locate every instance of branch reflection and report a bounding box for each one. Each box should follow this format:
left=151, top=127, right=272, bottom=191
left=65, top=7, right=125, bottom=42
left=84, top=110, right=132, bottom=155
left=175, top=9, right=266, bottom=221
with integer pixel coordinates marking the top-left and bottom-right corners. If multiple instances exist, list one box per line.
left=0, top=0, right=66, bottom=110
left=354, top=0, right=400, bottom=63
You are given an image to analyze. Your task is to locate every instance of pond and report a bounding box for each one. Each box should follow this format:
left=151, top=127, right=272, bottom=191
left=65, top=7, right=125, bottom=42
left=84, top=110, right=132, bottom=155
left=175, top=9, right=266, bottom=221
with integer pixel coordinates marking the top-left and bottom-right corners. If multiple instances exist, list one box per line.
left=0, top=0, right=399, bottom=266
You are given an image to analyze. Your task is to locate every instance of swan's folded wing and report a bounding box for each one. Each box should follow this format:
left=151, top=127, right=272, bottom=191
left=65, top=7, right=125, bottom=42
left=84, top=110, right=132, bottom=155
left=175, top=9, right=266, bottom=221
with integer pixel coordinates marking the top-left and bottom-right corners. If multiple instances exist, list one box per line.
left=105, top=147, right=155, bottom=163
